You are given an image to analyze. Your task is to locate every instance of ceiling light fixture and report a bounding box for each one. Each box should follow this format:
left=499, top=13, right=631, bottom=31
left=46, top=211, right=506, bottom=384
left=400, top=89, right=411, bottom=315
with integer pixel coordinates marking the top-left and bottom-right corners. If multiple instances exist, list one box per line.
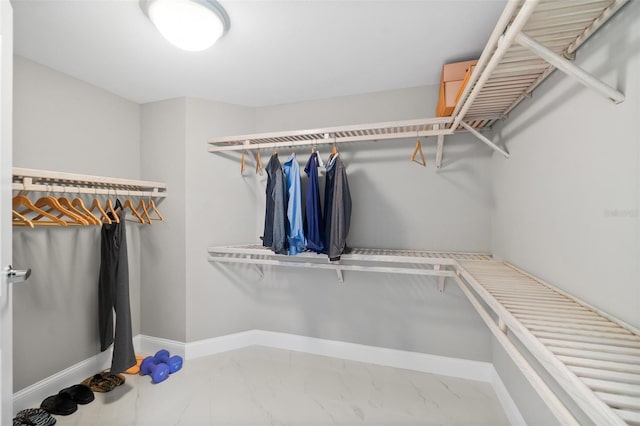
left=140, top=0, right=230, bottom=52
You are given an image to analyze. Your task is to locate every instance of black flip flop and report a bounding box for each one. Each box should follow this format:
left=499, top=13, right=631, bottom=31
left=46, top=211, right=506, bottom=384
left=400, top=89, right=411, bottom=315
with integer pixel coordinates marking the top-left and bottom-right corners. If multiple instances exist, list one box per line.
left=40, top=393, right=77, bottom=416
left=13, top=408, right=56, bottom=426
left=59, top=384, right=94, bottom=404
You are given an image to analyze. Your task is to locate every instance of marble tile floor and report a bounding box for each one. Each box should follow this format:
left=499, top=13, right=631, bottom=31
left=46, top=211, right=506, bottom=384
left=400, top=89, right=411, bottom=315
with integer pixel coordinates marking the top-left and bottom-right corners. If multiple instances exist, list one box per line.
left=53, top=346, right=510, bottom=426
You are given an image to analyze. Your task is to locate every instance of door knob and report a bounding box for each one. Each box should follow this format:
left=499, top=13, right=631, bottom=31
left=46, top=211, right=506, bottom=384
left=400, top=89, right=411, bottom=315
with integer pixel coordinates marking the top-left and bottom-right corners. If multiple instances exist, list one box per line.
left=5, top=265, right=31, bottom=284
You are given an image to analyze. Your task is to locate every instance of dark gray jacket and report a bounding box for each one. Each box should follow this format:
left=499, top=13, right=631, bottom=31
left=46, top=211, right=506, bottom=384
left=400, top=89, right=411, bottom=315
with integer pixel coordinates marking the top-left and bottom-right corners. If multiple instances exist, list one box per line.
left=262, top=154, right=288, bottom=254
left=324, top=153, right=351, bottom=260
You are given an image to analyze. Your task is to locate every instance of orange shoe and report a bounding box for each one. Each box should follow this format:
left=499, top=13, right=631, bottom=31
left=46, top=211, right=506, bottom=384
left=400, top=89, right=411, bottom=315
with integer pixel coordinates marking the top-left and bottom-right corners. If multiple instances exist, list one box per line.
left=124, top=355, right=143, bottom=375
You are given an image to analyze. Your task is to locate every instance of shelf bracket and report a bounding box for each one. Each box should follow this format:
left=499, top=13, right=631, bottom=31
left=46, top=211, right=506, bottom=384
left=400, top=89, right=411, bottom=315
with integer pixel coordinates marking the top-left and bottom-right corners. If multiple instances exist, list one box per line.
left=253, top=264, right=264, bottom=279
left=435, top=124, right=445, bottom=169
left=498, top=317, right=507, bottom=334
left=459, top=122, right=510, bottom=158
left=434, top=265, right=445, bottom=292
left=515, top=32, right=625, bottom=104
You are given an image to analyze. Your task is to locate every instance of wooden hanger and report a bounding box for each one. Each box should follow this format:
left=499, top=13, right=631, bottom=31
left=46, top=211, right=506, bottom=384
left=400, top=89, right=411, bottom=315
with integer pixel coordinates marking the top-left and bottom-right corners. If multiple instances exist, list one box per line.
left=105, top=198, right=120, bottom=223
left=12, top=195, right=67, bottom=226
left=34, top=196, right=89, bottom=226
left=59, top=197, right=99, bottom=225
left=12, top=210, right=34, bottom=228
left=136, top=199, right=153, bottom=225
left=89, top=197, right=112, bottom=225
left=241, top=151, right=246, bottom=175
left=148, top=199, right=165, bottom=222
left=120, top=195, right=146, bottom=224
left=331, top=145, right=338, bottom=156
left=255, top=151, right=263, bottom=175
left=71, top=197, right=101, bottom=225
left=410, top=139, right=426, bottom=167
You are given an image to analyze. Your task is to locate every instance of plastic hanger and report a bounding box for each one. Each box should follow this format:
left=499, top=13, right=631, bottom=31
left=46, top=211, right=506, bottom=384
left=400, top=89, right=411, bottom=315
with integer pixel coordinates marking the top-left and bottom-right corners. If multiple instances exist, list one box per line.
left=12, top=210, right=34, bottom=228
left=313, top=146, right=324, bottom=168
left=411, top=139, right=426, bottom=167
left=34, top=196, right=88, bottom=226
left=12, top=195, right=67, bottom=226
left=136, top=199, right=153, bottom=225
left=148, top=199, right=165, bottom=222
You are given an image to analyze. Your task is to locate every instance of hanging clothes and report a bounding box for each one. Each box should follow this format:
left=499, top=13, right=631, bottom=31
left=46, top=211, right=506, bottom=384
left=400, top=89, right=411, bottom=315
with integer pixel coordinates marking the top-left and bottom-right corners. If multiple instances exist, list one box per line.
left=323, top=153, right=352, bottom=261
left=262, top=153, right=288, bottom=254
left=98, top=210, right=136, bottom=374
left=283, top=153, right=307, bottom=255
left=304, top=152, right=324, bottom=253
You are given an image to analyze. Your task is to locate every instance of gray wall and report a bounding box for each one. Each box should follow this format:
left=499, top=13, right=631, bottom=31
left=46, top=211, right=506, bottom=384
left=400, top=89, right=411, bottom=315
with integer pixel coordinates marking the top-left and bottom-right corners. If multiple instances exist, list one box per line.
left=12, top=57, right=141, bottom=390
left=184, top=86, right=496, bottom=361
left=491, top=3, right=640, bottom=329
left=139, top=99, right=187, bottom=342
left=184, top=98, right=257, bottom=341
left=491, top=337, right=560, bottom=426
left=490, top=3, right=640, bottom=424
left=255, top=85, right=438, bottom=130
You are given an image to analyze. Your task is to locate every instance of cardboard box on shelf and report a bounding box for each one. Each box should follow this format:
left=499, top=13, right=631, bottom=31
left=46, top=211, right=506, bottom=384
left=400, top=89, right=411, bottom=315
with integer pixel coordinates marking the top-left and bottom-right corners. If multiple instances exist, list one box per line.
left=437, top=80, right=463, bottom=117
left=436, top=59, right=478, bottom=117
left=442, top=60, right=478, bottom=82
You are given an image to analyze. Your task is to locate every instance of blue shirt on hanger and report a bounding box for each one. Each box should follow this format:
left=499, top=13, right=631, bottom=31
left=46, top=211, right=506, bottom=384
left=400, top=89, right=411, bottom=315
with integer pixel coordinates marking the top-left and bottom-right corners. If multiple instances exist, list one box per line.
left=304, top=152, right=324, bottom=253
left=283, top=153, right=307, bottom=255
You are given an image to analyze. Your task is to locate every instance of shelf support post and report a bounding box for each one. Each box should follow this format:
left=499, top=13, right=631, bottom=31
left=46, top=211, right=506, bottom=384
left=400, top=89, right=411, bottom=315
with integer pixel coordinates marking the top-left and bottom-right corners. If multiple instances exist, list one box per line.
left=434, top=265, right=445, bottom=292
left=435, top=124, right=445, bottom=169
left=515, top=32, right=625, bottom=104
left=459, top=122, right=510, bottom=158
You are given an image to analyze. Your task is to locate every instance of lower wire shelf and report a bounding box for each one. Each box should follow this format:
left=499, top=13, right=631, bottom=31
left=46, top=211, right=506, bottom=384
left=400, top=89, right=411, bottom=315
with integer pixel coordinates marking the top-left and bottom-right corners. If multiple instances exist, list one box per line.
left=207, top=244, right=491, bottom=286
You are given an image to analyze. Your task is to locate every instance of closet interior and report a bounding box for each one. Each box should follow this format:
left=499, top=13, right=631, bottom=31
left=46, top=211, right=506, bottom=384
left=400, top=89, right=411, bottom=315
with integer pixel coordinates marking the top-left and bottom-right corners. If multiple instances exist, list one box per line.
left=205, top=1, right=639, bottom=425
left=6, top=0, right=639, bottom=425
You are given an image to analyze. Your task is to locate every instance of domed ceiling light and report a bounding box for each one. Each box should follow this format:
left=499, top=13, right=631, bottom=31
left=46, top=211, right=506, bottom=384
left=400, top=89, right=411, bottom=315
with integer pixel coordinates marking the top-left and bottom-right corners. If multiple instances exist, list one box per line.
left=140, top=0, right=230, bottom=52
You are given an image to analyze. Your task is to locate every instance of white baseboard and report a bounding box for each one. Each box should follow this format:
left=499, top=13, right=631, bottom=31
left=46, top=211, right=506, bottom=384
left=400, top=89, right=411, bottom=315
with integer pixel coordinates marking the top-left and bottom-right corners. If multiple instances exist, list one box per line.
left=14, top=331, right=524, bottom=425
left=251, top=330, right=496, bottom=382
left=184, top=329, right=493, bottom=382
left=185, top=330, right=256, bottom=360
left=13, top=349, right=112, bottom=414
left=137, top=334, right=185, bottom=358
left=491, top=369, right=528, bottom=426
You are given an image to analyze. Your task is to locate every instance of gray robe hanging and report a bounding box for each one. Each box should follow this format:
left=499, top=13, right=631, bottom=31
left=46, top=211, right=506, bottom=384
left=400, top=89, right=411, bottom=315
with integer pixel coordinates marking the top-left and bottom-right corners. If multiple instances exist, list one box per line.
left=99, top=210, right=136, bottom=373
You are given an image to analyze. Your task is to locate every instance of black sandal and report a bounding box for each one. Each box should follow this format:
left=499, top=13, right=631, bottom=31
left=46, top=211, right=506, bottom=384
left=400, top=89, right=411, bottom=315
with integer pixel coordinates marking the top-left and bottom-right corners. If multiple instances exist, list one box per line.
left=13, top=408, right=56, bottom=426
left=59, top=384, right=94, bottom=404
left=40, top=393, right=77, bottom=416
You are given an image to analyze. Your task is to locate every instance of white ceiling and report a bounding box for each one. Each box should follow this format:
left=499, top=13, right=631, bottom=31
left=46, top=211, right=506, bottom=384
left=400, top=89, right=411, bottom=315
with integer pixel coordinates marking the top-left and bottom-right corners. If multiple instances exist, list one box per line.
left=13, top=0, right=507, bottom=107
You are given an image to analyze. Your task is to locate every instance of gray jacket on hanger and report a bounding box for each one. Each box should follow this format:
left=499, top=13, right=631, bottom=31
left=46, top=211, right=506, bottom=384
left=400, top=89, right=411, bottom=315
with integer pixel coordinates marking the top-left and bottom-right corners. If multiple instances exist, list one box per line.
left=262, top=154, right=288, bottom=254
left=324, top=153, right=351, bottom=260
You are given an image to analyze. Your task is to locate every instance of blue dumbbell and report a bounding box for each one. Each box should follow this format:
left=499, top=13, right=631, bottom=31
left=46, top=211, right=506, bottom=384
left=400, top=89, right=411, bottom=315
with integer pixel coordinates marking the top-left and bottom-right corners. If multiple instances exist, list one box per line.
left=155, top=350, right=183, bottom=374
left=140, top=356, right=170, bottom=383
